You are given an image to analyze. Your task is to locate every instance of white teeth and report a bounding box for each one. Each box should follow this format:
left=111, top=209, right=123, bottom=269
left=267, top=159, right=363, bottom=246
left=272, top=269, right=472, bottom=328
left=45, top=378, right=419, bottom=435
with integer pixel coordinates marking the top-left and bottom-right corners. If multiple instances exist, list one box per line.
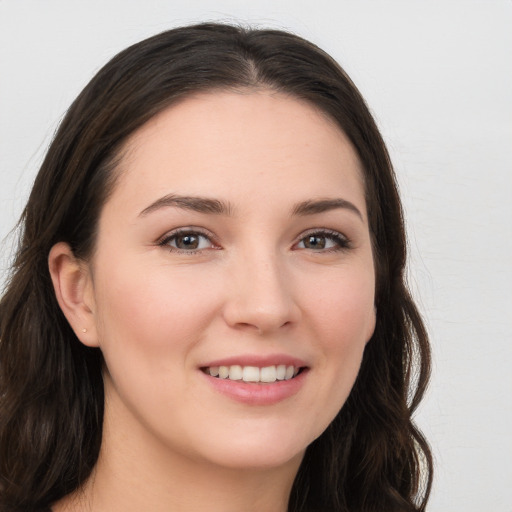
left=276, top=364, right=287, bottom=380
left=242, top=366, right=260, bottom=382
left=207, top=364, right=301, bottom=383
left=229, top=365, right=243, bottom=380
left=260, top=366, right=277, bottom=383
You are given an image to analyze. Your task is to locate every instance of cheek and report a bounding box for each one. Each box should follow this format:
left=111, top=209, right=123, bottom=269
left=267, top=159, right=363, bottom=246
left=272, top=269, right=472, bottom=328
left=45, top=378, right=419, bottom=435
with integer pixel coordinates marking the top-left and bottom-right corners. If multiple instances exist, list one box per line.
left=91, top=260, right=225, bottom=421
left=306, top=268, right=375, bottom=345
left=303, top=268, right=375, bottom=414
left=95, top=259, right=217, bottom=336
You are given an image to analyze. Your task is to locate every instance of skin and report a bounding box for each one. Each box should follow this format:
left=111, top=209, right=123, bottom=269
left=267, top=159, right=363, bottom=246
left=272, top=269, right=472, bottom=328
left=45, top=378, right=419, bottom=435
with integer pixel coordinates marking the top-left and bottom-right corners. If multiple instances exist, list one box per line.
left=49, top=90, right=376, bottom=512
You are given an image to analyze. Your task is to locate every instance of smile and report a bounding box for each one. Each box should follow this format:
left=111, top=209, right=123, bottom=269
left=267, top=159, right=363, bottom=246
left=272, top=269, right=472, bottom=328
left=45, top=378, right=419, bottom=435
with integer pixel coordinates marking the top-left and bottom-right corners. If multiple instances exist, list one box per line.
left=202, top=365, right=303, bottom=383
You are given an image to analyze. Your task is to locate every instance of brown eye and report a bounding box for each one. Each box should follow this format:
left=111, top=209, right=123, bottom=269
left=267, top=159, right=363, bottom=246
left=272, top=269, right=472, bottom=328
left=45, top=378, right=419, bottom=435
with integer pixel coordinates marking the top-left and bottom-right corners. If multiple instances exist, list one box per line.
left=296, top=231, right=350, bottom=251
left=174, top=234, right=200, bottom=250
left=303, top=235, right=327, bottom=249
left=161, top=231, right=214, bottom=252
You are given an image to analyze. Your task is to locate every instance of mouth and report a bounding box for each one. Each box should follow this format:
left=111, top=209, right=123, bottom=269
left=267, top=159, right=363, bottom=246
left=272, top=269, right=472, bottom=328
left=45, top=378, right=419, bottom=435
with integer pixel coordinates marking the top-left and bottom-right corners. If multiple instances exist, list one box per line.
left=201, top=364, right=306, bottom=383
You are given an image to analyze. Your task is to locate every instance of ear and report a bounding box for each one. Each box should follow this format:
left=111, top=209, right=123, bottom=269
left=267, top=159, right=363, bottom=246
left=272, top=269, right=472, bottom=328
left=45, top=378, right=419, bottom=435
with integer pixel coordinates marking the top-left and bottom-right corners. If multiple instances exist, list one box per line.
left=365, top=306, right=377, bottom=345
left=48, top=242, right=99, bottom=347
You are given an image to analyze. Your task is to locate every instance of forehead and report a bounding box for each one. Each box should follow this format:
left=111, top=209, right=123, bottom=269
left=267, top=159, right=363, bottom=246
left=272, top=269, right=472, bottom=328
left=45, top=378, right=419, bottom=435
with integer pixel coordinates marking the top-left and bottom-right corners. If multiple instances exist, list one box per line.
left=109, top=90, right=366, bottom=217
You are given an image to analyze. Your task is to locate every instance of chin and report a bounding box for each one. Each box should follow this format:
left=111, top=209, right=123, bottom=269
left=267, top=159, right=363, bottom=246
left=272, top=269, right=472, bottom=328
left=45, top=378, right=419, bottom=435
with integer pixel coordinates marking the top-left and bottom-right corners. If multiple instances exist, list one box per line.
left=206, top=444, right=306, bottom=472
left=188, top=422, right=319, bottom=472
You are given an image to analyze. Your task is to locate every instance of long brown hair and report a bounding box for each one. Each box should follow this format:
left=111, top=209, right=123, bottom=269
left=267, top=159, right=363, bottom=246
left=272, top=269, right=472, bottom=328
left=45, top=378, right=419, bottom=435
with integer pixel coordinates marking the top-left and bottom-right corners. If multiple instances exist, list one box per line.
left=0, top=23, right=432, bottom=511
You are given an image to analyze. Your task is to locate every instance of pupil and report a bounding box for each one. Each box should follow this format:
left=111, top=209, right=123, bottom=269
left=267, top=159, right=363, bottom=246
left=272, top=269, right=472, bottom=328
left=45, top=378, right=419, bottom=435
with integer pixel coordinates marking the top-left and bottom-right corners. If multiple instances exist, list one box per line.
left=177, top=234, right=198, bottom=249
left=306, top=235, right=325, bottom=249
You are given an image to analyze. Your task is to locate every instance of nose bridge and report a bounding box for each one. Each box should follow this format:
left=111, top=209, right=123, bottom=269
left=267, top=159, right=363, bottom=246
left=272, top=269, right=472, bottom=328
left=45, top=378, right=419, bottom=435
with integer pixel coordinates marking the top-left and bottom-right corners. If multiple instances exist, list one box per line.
left=223, top=243, right=299, bottom=333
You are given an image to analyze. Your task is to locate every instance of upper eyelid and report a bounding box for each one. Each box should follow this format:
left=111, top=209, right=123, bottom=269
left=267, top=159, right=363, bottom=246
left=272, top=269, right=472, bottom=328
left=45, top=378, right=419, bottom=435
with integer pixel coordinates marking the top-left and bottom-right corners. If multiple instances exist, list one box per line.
left=157, top=227, right=218, bottom=246
left=298, top=227, right=345, bottom=236
left=295, top=228, right=349, bottom=241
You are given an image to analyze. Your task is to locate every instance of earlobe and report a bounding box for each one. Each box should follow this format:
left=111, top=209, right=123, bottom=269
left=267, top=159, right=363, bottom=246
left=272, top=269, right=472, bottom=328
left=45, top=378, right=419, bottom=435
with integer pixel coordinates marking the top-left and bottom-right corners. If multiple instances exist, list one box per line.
left=48, top=242, right=99, bottom=347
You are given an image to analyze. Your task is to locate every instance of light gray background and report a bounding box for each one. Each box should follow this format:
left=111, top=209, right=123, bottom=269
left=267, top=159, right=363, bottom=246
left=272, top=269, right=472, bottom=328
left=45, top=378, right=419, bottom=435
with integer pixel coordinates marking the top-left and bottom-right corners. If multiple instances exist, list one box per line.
left=1, top=1, right=511, bottom=510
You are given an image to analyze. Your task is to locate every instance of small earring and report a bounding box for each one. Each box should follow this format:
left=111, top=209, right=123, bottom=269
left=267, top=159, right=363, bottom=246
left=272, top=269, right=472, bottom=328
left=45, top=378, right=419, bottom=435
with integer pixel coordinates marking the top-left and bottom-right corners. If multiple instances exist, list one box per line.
left=82, top=328, right=87, bottom=333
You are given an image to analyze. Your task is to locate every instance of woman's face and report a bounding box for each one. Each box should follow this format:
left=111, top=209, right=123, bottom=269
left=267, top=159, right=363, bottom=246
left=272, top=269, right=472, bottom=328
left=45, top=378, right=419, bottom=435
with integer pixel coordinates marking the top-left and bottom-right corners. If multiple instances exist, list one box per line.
left=84, top=91, right=376, bottom=470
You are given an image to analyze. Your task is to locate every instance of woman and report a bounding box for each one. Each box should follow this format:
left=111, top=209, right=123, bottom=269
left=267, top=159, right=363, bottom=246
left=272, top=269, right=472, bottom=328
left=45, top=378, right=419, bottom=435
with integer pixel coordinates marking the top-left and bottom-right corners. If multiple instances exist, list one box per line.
left=0, top=23, right=432, bottom=512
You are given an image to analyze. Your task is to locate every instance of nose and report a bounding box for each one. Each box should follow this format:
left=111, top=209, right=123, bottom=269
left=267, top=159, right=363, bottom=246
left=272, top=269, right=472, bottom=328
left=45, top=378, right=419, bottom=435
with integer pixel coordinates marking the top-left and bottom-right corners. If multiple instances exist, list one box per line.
left=222, top=252, right=301, bottom=335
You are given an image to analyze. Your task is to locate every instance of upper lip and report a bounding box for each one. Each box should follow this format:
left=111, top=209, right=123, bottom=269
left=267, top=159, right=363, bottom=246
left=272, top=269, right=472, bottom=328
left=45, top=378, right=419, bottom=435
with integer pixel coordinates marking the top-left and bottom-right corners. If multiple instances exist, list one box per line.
left=200, top=354, right=308, bottom=369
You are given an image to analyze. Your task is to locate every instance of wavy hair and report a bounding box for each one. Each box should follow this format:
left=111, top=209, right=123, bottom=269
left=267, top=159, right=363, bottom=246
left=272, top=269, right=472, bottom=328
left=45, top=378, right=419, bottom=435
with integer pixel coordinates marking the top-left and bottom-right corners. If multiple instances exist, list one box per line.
left=0, top=23, right=432, bottom=511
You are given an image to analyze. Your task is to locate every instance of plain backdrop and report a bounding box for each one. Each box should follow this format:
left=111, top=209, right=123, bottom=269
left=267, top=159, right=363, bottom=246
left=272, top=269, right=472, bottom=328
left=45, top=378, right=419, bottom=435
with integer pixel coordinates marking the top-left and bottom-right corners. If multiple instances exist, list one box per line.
left=1, top=1, right=511, bottom=510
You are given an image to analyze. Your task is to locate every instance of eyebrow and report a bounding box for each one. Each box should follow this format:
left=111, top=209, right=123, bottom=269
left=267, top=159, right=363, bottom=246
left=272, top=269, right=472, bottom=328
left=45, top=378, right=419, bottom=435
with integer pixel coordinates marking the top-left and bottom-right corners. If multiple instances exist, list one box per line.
left=139, top=194, right=363, bottom=221
left=292, top=198, right=363, bottom=220
left=139, top=194, right=233, bottom=217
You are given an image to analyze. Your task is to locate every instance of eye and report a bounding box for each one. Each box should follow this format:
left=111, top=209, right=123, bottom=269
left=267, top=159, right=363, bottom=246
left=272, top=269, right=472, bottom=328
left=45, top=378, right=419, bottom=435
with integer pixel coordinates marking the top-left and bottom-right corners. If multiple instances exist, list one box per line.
left=295, top=230, right=350, bottom=252
left=159, top=229, right=217, bottom=253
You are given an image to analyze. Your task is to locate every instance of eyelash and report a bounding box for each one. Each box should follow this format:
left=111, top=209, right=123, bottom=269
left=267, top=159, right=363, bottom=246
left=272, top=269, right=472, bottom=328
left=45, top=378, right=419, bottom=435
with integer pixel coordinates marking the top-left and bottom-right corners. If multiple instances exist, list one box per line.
left=157, top=228, right=351, bottom=254
left=294, top=229, right=351, bottom=253
left=157, top=228, right=219, bottom=254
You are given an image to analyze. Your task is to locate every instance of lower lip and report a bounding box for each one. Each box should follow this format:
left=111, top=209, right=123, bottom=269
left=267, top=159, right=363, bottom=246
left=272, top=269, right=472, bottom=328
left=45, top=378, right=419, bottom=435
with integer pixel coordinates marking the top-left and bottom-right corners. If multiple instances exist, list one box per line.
left=201, top=369, right=309, bottom=405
